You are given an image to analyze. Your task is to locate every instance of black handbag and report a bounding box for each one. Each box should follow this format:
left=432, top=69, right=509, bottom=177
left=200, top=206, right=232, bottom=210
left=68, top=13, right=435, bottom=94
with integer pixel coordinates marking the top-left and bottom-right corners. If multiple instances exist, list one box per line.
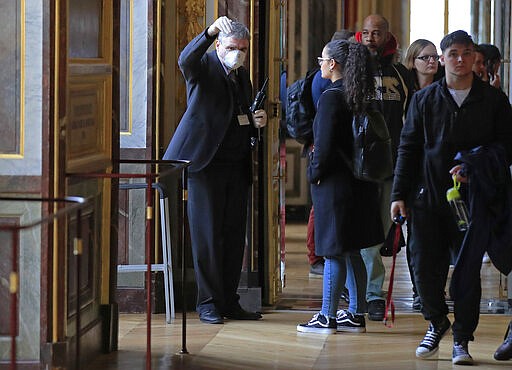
left=380, top=222, right=405, bottom=257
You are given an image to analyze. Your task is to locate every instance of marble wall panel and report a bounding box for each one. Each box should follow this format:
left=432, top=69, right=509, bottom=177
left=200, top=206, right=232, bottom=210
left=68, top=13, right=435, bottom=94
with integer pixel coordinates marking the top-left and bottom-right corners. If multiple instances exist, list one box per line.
left=0, top=201, right=41, bottom=361
left=0, top=1, right=18, bottom=155
left=120, top=0, right=148, bottom=149
left=0, top=0, right=42, bottom=176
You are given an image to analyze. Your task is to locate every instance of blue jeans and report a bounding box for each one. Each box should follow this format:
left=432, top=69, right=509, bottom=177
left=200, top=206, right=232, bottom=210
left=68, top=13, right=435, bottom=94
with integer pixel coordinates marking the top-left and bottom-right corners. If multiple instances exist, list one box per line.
left=360, top=246, right=385, bottom=301
left=321, top=252, right=367, bottom=318
left=359, top=179, right=392, bottom=302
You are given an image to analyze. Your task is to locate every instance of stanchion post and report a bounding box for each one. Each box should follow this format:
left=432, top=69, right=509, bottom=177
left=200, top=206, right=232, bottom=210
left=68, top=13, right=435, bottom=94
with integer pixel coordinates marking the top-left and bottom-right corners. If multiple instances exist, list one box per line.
left=145, top=177, right=154, bottom=370
left=180, top=167, right=189, bottom=354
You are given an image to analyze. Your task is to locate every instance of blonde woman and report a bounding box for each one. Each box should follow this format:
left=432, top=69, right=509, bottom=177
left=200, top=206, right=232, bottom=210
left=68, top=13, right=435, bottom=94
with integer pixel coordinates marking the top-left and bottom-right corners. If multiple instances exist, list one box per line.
left=404, top=39, right=440, bottom=92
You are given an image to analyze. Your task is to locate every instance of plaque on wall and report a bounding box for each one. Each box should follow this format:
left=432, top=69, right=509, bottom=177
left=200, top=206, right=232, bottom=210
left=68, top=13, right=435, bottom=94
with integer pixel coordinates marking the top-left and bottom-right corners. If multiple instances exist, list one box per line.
left=66, top=75, right=112, bottom=172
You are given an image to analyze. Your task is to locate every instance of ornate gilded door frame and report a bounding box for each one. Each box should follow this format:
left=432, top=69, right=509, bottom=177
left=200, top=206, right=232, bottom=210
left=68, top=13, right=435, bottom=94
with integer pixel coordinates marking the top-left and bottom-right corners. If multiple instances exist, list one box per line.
left=263, top=0, right=285, bottom=305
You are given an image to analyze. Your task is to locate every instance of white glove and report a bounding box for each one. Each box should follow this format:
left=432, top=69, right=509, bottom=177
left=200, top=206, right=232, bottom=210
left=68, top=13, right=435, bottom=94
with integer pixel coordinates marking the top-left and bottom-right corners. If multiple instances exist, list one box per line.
left=252, top=109, right=267, bottom=129
left=207, top=16, right=233, bottom=37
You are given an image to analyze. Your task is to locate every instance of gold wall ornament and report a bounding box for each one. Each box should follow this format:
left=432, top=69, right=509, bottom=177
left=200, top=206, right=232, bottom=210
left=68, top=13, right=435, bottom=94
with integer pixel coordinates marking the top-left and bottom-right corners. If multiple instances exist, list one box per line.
left=178, top=0, right=205, bottom=50
left=175, top=0, right=206, bottom=126
left=185, top=2, right=205, bottom=41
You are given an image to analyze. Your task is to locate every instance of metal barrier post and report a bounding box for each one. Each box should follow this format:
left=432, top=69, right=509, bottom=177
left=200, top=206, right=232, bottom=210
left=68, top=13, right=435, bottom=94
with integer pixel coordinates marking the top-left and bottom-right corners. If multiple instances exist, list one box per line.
left=180, top=167, right=189, bottom=354
left=67, top=159, right=190, bottom=369
left=0, top=196, right=88, bottom=370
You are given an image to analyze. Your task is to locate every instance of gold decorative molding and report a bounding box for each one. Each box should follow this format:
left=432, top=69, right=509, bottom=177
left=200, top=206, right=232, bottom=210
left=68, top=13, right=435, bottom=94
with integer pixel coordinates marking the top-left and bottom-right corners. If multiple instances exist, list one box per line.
left=175, top=0, right=206, bottom=124
left=178, top=0, right=205, bottom=49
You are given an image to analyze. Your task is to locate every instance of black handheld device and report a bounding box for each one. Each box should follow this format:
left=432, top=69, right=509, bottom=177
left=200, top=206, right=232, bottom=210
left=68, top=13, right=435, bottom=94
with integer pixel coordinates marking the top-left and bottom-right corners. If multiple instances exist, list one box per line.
left=250, top=77, right=269, bottom=113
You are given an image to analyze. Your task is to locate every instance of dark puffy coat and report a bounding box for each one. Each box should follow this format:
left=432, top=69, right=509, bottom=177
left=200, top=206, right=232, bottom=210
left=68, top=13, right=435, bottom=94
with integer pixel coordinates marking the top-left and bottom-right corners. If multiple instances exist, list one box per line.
left=308, top=80, right=384, bottom=256
left=391, top=76, right=512, bottom=210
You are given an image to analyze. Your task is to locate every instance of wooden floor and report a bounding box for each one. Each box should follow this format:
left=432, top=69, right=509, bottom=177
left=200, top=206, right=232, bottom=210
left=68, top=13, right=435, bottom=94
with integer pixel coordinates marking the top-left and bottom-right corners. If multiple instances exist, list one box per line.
left=87, top=223, right=512, bottom=369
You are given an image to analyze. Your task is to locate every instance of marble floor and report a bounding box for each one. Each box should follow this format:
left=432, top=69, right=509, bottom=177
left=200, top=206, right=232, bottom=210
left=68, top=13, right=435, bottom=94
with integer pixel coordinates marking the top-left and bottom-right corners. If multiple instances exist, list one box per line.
left=86, top=221, right=512, bottom=369
left=278, top=222, right=511, bottom=314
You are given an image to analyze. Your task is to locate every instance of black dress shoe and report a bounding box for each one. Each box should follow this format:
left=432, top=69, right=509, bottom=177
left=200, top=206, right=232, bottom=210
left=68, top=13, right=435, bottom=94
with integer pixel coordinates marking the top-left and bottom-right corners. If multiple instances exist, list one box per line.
left=494, top=320, right=512, bottom=360
left=223, top=306, right=262, bottom=320
left=199, top=309, right=224, bottom=324
left=367, top=299, right=385, bottom=321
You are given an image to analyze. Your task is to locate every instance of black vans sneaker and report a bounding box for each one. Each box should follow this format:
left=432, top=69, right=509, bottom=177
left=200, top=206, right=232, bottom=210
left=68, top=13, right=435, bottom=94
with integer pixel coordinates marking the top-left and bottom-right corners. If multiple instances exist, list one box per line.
left=416, top=317, right=451, bottom=358
left=452, top=341, right=473, bottom=365
left=297, top=312, right=336, bottom=334
left=336, top=309, right=366, bottom=333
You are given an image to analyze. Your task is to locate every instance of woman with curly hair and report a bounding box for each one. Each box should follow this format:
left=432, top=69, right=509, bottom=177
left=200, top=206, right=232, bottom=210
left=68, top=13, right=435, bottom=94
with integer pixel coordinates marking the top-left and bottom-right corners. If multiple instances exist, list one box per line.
left=297, top=40, right=384, bottom=334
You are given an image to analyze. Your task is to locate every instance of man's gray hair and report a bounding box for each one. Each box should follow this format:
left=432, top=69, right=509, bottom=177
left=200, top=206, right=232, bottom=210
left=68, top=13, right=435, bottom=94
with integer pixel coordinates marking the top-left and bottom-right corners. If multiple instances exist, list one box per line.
left=218, top=20, right=250, bottom=42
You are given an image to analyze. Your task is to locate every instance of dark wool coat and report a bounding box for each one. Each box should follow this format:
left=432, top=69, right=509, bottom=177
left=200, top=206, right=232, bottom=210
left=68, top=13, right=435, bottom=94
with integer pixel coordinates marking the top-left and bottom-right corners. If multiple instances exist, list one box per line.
left=308, top=80, right=384, bottom=256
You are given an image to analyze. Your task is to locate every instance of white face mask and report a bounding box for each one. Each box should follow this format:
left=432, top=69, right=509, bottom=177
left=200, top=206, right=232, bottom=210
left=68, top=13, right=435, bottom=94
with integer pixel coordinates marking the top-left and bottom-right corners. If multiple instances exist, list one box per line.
left=223, top=49, right=246, bottom=70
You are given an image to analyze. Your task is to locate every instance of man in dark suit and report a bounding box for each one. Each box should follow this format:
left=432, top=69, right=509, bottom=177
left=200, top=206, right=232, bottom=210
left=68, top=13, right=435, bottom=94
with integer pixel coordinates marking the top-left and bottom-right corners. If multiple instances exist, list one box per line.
left=163, top=16, right=266, bottom=324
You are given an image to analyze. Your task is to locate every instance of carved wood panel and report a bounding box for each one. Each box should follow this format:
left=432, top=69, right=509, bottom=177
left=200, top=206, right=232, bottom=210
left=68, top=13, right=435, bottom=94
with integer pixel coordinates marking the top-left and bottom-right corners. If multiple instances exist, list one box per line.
left=0, top=219, right=18, bottom=336
left=67, top=208, right=96, bottom=318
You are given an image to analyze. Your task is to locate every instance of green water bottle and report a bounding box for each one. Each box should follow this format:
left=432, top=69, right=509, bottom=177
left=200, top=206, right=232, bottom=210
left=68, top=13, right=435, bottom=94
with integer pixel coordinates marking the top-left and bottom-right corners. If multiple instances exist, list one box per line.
left=446, top=175, right=469, bottom=232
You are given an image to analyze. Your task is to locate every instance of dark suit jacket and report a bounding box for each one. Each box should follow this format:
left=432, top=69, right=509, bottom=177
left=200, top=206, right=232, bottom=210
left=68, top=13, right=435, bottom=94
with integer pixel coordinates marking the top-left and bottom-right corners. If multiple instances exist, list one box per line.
left=163, top=29, right=254, bottom=172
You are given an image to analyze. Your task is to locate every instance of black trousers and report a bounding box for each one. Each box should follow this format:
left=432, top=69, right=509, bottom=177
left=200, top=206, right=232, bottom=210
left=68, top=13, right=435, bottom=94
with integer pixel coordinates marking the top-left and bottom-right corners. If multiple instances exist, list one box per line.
left=187, top=161, right=250, bottom=314
left=409, top=207, right=479, bottom=341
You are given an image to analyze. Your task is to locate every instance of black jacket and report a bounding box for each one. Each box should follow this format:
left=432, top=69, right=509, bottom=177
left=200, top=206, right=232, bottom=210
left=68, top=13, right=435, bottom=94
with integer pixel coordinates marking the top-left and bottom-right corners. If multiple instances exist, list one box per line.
left=391, top=76, right=512, bottom=211
left=308, top=80, right=383, bottom=255
left=356, top=32, right=415, bottom=162
left=450, top=145, right=512, bottom=300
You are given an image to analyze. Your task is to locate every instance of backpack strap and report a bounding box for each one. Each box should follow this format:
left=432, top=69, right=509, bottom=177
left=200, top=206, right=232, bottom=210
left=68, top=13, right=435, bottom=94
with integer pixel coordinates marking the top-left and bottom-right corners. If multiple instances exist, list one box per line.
left=392, top=64, right=408, bottom=124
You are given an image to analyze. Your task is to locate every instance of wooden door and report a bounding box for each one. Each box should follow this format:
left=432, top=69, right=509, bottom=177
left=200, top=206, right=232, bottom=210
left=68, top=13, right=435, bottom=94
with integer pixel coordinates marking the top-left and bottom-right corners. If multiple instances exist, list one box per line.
left=49, top=0, right=117, bottom=366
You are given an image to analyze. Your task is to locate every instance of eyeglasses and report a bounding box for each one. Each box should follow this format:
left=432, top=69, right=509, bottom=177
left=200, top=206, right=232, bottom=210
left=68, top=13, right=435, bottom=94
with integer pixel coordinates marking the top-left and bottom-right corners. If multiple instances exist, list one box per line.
left=317, top=57, right=332, bottom=66
left=416, top=55, right=440, bottom=62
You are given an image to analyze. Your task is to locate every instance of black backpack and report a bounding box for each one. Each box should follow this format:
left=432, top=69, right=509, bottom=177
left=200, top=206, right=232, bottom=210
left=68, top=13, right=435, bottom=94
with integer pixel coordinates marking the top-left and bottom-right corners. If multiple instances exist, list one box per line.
left=285, top=68, right=319, bottom=144
left=324, top=88, right=393, bottom=182
left=351, top=110, right=394, bottom=182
